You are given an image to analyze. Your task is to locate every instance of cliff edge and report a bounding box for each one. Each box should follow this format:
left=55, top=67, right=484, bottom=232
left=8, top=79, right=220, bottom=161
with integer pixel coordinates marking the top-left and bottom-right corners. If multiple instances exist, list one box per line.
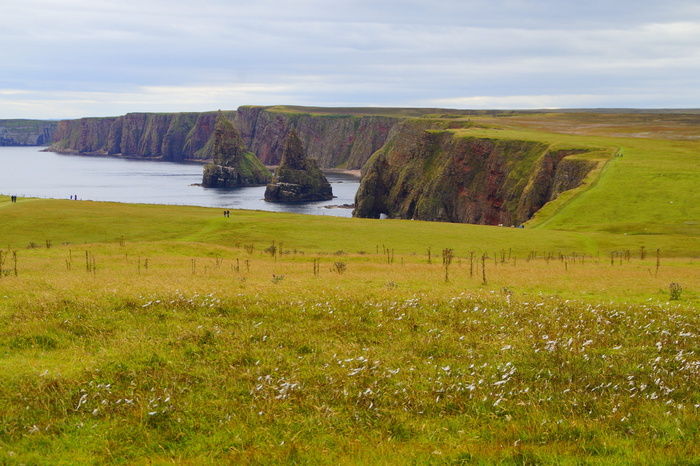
left=353, top=120, right=597, bottom=226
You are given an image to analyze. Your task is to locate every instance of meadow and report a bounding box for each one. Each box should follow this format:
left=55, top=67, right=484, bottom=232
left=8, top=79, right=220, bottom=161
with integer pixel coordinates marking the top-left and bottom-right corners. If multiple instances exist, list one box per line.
left=1, top=112, right=698, bottom=464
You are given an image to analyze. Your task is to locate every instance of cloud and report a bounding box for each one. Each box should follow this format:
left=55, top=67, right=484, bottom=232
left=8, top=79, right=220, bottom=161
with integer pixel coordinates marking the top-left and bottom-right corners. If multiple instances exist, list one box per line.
left=0, top=83, right=303, bottom=119
left=2, top=0, right=700, bottom=118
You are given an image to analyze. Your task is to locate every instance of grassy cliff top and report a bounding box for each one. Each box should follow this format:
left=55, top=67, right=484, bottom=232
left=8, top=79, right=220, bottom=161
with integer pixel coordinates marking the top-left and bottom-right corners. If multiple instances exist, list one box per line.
left=455, top=113, right=700, bottom=236
left=250, top=105, right=503, bottom=118
left=246, top=105, right=700, bottom=118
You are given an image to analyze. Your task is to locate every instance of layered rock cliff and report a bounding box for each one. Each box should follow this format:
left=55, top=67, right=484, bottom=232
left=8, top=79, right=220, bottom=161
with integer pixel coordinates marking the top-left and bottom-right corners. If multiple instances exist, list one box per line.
left=201, top=112, right=271, bottom=188
left=264, top=128, right=333, bottom=202
left=235, top=106, right=397, bottom=168
left=50, top=112, right=226, bottom=161
left=0, top=120, right=57, bottom=146
left=48, top=107, right=398, bottom=169
left=353, top=120, right=596, bottom=226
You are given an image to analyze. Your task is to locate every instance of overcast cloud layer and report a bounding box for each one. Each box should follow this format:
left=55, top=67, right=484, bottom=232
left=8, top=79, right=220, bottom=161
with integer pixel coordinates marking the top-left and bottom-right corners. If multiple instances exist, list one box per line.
left=2, top=0, right=700, bottom=118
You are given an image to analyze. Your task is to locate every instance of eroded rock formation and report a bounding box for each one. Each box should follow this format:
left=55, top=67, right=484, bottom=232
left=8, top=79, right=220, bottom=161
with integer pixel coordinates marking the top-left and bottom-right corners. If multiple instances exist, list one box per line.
left=353, top=120, right=596, bottom=225
left=201, top=112, right=271, bottom=188
left=264, top=128, right=333, bottom=202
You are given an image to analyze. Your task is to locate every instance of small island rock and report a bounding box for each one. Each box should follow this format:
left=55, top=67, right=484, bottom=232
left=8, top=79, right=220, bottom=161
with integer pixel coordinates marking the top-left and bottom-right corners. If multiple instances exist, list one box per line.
left=264, top=128, right=333, bottom=202
left=202, top=111, right=271, bottom=188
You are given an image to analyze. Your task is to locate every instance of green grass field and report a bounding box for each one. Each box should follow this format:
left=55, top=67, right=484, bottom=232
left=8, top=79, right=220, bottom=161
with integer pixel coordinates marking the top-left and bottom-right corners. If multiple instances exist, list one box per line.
left=0, top=112, right=698, bottom=464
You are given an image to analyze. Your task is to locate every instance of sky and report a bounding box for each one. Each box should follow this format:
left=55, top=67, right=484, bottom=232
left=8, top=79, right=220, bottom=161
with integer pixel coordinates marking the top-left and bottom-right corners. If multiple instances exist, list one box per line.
left=3, top=0, right=700, bottom=119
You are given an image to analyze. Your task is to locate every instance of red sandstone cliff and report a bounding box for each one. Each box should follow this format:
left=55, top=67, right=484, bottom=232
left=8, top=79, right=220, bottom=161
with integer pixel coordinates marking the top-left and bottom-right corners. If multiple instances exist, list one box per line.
left=353, top=120, right=597, bottom=226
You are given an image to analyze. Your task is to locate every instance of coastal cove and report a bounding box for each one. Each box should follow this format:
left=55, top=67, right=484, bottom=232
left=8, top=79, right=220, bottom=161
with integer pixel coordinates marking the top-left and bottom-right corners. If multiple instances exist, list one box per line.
left=0, top=147, right=359, bottom=217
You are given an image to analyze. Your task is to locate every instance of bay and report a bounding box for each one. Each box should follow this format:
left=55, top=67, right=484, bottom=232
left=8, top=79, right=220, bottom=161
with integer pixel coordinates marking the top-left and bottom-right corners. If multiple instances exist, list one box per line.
left=0, top=147, right=359, bottom=217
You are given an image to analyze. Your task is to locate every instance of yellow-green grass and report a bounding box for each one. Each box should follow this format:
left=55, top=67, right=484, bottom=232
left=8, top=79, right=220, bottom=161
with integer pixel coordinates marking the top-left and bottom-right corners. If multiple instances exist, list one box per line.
left=1, top=111, right=699, bottom=463
left=2, top=196, right=698, bottom=258
left=0, top=211, right=697, bottom=463
left=0, top=240, right=698, bottom=464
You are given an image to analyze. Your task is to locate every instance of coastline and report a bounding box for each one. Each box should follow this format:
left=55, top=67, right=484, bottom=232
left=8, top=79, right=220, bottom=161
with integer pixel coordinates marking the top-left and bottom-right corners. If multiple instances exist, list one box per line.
left=41, top=147, right=362, bottom=175
left=265, top=165, right=361, bottom=177
left=324, top=168, right=361, bottom=177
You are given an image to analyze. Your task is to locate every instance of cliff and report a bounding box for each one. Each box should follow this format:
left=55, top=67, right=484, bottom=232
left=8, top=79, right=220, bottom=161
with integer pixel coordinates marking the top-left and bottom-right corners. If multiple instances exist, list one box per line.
left=264, top=128, right=333, bottom=202
left=353, top=120, right=597, bottom=226
left=47, top=107, right=398, bottom=169
left=50, top=112, right=228, bottom=161
left=201, top=112, right=271, bottom=188
left=0, top=120, right=57, bottom=146
left=235, top=106, right=397, bottom=169
left=44, top=107, right=601, bottom=226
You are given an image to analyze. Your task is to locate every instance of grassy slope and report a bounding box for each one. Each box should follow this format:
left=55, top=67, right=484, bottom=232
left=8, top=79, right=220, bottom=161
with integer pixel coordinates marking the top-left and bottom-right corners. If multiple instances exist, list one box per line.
left=0, top=232, right=698, bottom=464
left=1, top=196, right=697, bottom=258
left=529, top=136, right=699, bottom=235
left=1, top=112, right=699, bottom=464
left=448, top=113, right=700, bottom=237
left=504, top=114, right=699, bottom=234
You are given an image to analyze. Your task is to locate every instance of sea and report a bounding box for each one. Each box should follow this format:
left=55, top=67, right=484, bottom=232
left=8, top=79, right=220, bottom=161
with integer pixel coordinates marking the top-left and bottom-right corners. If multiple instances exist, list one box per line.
left=0, top=147, right=360, bottom=217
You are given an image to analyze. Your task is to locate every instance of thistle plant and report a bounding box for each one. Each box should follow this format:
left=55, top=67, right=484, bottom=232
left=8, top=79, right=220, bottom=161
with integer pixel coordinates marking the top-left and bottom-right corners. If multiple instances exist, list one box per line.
left=333, top=261, right=347, bottom=273
left=669, top=282, right=683, bottom=300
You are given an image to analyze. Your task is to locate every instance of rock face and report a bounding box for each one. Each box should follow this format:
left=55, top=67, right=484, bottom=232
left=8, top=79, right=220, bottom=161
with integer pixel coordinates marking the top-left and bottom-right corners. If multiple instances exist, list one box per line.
left=47, top=106, right=398, bottom=169
left=264, top=129, right=333, bottom=202
left=50, top=112, right=223, bottom=161
left=353, top=120, right=596, bottom=226
left=235, top=107, right=397, bottom=168
left=0, top=120, right=57, bottom=146
left=201, top=112, right=271, bottom=188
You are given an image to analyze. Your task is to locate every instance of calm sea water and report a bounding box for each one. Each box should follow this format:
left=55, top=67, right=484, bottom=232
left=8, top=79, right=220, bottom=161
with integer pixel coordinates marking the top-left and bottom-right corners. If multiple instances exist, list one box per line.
left=0, top=147, right=359, bottom=217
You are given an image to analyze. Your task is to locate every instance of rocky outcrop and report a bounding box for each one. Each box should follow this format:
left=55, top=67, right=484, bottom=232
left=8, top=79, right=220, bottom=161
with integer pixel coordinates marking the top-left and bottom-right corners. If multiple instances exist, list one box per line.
left=48, top=107, right=398, bottom=169
left=264, top=129, right=333, bottom=202
left=201, top=112, right=271, bottom=188
left=0, top=120, right=57, bottom=146
left=353, top=120, right=596, bottom=226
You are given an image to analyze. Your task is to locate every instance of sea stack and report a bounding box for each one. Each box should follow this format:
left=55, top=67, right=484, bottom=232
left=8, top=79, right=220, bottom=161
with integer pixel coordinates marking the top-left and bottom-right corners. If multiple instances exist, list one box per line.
left=201, top=111, right=271, bottom=188
left=264, top=128, right=333, bottom=202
